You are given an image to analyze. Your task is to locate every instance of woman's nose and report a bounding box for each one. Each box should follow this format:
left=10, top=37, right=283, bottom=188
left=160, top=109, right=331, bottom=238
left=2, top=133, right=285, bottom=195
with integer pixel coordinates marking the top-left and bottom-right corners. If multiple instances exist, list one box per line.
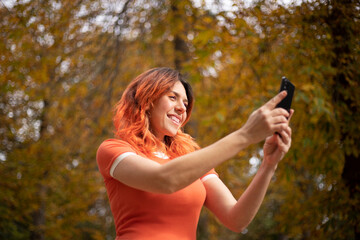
left=175, top=102, right=186, bottom=113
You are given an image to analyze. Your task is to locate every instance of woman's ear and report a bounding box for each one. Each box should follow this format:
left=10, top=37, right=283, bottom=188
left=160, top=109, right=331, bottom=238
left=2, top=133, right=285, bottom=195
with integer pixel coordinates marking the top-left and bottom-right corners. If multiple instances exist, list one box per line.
left=146, top=102, right=154, bottom=111
left=144, top=103, right=153, bottom=115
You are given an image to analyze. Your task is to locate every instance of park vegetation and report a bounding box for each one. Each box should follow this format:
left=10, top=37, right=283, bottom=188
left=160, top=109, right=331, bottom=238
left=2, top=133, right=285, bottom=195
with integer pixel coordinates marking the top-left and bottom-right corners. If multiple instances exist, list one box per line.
left=0, top=0, right=359, bottom=239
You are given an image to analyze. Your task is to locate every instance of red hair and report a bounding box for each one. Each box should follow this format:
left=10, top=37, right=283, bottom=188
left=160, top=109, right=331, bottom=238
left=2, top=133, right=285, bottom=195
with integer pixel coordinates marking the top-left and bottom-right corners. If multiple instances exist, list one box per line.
left=113, top=67, right=199, bottom=158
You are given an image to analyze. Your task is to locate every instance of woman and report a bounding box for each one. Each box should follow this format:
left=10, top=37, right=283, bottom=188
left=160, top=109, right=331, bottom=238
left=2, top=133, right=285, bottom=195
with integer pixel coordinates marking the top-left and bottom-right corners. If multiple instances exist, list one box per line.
left=97, top=67, right=293, bottom=239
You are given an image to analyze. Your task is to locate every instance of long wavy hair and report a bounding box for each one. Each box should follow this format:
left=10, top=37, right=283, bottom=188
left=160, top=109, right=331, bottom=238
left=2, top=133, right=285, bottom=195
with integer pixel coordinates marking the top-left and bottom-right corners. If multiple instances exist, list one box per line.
left=113, top=67, right=200, bottom=158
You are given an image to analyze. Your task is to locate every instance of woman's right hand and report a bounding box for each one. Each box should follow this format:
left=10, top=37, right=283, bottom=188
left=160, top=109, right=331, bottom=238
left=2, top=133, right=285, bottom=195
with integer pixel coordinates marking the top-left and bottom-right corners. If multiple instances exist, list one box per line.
left=240, top=91, right=290, bottom=144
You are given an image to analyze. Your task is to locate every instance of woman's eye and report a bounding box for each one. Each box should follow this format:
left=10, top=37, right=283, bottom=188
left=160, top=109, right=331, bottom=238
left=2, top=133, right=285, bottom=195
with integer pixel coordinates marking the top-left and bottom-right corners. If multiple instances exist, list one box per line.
left=169, top=95, right=176, bottom=100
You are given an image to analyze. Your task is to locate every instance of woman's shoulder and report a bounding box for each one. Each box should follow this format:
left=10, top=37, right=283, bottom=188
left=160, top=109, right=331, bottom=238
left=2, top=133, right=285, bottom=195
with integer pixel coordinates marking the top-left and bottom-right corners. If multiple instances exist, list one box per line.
left=98, top=138, right=136, bottom=152
left=96, top=138, right=140, bottom=165
left=100, top=138, right=131, bottom=146
left=96, top=139, right=139, bottom=178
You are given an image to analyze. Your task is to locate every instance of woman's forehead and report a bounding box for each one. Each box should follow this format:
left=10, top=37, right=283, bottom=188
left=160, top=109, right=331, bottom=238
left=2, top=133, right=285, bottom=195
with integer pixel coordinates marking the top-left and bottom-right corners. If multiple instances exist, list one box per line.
left=170, top=81, right=187, bottom=99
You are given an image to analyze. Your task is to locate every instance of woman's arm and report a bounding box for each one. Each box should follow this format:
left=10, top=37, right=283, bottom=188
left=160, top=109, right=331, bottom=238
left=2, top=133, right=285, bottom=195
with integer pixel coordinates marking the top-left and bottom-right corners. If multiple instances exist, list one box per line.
left=112, top=92, right=290, bottom=194
left=203, top=161, right=278, bottom=232
left=204, top=112, right=293, bottom=232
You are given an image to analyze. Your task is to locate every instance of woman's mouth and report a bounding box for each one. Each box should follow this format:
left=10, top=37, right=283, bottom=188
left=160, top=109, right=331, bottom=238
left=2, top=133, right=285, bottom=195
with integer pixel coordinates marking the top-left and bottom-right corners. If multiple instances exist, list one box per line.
left=168, top=115, right=181, bottom=125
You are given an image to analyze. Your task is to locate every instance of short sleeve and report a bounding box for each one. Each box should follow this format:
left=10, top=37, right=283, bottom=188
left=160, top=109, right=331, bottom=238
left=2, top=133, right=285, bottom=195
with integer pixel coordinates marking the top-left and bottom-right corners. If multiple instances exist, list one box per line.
left=96, top=139, right=137, bottom=179
left=200, top=168, right=218, bottom=182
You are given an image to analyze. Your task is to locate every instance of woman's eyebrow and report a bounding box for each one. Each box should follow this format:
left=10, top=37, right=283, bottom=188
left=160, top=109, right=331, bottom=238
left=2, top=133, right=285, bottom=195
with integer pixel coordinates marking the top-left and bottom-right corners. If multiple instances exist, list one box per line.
left=171, top=91, right=188, bottom=103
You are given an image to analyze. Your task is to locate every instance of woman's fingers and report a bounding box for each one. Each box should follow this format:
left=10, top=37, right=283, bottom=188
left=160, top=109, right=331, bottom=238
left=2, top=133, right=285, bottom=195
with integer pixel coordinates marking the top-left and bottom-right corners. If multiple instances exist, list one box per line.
left=270, top=108, right=293, bottom=133
left=273, top=123, right=289, bottom=135
left=271, top=116, right=288, bottom=125
left=270, top=107, right=290, bottom=118
left=288, top=109, right=295, bottom=122
left=277, top=126, right=292, bottom=148
left=264, top=91, right=287, bottom=109
left=242, top=93, right=293, bottom=144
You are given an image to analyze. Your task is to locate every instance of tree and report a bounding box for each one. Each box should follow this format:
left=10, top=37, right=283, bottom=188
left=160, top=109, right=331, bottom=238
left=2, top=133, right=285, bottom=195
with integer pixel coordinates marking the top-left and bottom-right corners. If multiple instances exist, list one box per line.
left=1, top=0, right=358, bottom=239
left=0, top=0, right=115, bottom=238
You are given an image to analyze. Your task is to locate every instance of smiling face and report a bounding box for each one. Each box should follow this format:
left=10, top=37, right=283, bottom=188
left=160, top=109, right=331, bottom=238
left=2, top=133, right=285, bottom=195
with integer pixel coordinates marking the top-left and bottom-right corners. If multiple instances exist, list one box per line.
left=148, top=81, right=188, bottom=141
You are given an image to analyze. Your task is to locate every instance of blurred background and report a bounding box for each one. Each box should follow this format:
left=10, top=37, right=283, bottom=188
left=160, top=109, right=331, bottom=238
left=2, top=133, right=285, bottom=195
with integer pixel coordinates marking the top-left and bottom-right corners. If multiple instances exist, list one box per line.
left=0, top=0, right=359, bottom=239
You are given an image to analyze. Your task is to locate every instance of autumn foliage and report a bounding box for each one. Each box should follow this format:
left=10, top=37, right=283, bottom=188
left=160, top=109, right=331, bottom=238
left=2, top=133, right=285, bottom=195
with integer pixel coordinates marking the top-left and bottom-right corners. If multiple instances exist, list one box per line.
left=0, top=0, right=359, bottom=239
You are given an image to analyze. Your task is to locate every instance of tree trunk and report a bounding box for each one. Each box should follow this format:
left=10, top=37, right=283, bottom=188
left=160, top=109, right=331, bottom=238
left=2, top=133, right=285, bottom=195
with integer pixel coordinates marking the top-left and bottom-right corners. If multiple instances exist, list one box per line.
left=327, top=1, right=360, bottom=239
left=170, top=0, right=189, bottom=71
left=30, top=183, right=46, bottom=240
left=30, top=99, right=49, bottom=240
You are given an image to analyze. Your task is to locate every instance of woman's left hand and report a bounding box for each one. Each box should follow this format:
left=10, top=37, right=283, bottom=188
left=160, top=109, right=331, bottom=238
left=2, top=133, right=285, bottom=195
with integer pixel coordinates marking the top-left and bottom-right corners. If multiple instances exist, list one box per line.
left=263, top=109, right=294, bottom=168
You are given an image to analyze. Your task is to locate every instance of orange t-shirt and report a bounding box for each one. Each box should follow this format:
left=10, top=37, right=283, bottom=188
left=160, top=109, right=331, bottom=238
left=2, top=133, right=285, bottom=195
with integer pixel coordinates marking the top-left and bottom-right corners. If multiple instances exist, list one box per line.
left=96, top=139, right=218, bottom=240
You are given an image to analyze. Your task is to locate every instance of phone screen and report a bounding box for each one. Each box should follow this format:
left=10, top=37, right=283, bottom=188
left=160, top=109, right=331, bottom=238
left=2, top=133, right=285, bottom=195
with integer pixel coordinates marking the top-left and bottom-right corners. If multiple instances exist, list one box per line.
left=276, top=76, right=295, bottom=112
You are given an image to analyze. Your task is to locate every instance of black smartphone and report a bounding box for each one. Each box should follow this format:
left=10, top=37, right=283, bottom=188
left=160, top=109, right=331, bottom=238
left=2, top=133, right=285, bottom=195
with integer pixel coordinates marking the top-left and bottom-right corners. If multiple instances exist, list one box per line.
left=276, top=76, right=295, bottom=112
